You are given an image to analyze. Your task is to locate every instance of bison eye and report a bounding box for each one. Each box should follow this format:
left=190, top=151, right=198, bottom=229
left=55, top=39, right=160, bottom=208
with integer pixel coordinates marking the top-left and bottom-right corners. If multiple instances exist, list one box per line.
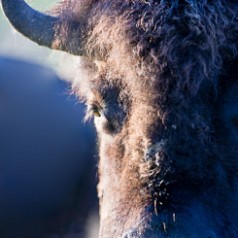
left=86, top=87, right=128, bottom=135
left=91, top=104, right=102, bottom=117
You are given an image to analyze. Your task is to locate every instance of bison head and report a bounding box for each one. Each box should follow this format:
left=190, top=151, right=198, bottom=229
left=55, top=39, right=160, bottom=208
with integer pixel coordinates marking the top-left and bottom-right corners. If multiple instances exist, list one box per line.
left=2, top=0, right=238, bottom=237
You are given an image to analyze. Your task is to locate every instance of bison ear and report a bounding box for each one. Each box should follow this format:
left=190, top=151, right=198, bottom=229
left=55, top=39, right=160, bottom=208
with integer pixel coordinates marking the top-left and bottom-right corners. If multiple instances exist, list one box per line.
left=1, top=0, right=85, bottom=56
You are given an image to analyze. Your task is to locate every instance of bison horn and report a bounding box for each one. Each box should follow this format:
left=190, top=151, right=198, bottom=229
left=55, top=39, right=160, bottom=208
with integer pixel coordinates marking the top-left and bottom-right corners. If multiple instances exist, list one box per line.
left=1, top=0, right=84, bottom=55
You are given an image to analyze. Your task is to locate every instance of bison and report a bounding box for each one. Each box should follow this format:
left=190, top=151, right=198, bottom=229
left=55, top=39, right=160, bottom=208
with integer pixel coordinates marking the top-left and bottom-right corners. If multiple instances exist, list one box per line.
left=2, top=0, right=238, bottom=237
left=0, top=56, right=97, bottom=238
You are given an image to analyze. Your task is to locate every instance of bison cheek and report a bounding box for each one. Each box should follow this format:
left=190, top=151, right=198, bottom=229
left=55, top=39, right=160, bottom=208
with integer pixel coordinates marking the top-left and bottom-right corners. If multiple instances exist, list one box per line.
left=98, top=137, right=147, bottom=236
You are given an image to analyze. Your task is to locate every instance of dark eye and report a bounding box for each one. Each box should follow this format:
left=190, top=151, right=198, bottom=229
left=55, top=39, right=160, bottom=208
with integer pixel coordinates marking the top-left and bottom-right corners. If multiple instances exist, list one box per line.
left=91, top=104, right=102, bottom=117
left=87, top=86, right=129, bottom=135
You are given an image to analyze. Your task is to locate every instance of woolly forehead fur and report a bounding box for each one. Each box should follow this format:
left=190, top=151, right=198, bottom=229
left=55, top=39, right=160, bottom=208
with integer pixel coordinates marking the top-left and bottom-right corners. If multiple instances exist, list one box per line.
left=55, top=0, right=238, bottom=94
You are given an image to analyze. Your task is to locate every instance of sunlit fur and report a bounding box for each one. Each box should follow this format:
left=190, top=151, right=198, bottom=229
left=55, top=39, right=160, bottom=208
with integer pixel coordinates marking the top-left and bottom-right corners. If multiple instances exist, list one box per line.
left=52, top=0, right=238, bottom=237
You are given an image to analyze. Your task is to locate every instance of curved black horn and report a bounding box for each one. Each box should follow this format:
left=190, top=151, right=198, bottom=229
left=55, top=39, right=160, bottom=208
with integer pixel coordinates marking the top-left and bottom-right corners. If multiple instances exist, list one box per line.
left=1, top=0, right=84, bottom=55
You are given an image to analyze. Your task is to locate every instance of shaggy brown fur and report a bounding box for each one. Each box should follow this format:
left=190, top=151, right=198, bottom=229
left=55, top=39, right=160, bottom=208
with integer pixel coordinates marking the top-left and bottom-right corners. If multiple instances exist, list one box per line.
left=51, top=0, right=238, bottom=237
left=4, top=0, right=238, bottom=237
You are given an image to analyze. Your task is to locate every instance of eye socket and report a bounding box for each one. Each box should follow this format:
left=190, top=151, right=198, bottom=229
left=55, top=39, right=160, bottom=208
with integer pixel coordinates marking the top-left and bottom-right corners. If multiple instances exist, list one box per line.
left=86, top=87, right=129, bottom=135
left=91, top=104, right=102, bottom=117
left=94, top=111, right=101, bottom=117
